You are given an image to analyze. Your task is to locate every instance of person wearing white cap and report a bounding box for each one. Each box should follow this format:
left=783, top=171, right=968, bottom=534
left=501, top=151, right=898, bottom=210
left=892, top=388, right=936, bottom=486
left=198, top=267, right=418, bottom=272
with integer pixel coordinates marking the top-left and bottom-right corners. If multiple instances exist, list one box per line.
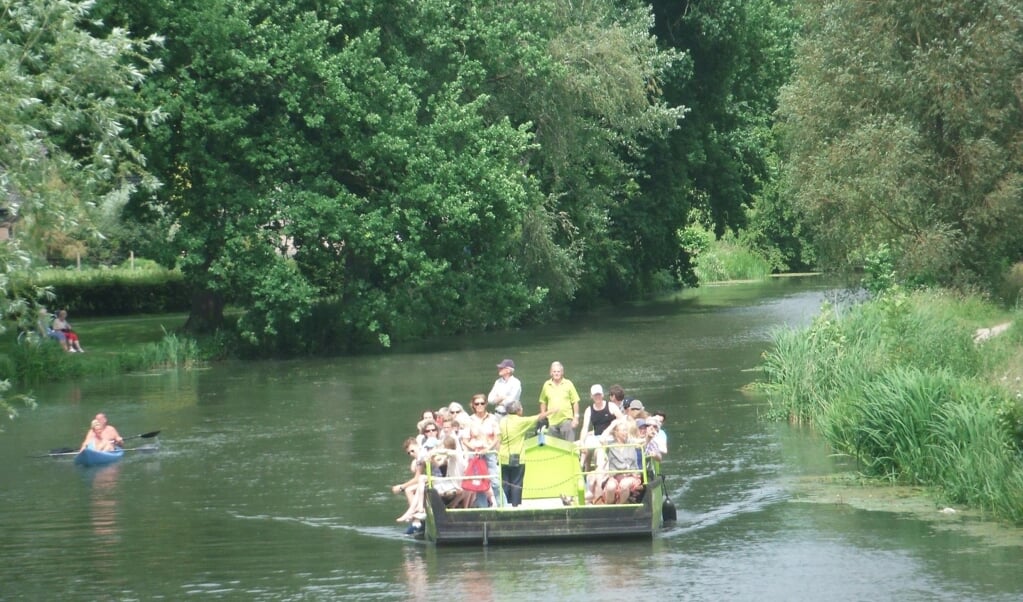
left=578, top=384, right=623, bottom=445
left=487, top=358, right=522, bottom=411
left=577, top=383, right=624, bottom=470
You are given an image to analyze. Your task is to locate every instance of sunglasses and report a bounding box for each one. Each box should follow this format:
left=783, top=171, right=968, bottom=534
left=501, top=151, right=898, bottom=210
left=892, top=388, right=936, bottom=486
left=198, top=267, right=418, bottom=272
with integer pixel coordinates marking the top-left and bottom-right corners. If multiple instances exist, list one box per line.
left=424, top=427, right=437, bottom=433
left=472, top=402, right=486, bottom=407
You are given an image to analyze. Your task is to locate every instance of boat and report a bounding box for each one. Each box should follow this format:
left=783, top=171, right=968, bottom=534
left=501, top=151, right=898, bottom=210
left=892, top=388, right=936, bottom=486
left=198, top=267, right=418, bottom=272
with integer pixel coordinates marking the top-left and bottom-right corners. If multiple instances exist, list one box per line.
left=420, top=434, right=668, bottom=545
left=74, top=446, right=125, bottom=467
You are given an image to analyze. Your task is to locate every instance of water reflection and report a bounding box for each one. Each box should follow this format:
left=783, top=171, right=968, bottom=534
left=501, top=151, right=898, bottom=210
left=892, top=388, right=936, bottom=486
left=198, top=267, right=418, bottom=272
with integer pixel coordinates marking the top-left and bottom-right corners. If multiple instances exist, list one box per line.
left=84, top=463, right=122, bottom=551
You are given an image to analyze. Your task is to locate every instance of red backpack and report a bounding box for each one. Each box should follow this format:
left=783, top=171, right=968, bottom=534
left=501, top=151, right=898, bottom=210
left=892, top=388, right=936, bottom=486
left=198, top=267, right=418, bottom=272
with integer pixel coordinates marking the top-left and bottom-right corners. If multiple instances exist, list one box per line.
left=462, top=455, right=491, bottom=492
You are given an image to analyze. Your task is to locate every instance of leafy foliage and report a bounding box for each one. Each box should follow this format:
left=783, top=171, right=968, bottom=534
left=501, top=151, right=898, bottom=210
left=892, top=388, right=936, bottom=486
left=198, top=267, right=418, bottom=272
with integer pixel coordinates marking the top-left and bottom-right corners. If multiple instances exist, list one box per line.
left=1, top=0, right=160, bottom=425
left=96, top=0, right=686, bottom=351
left=777, top=0, right=1023, bottom=288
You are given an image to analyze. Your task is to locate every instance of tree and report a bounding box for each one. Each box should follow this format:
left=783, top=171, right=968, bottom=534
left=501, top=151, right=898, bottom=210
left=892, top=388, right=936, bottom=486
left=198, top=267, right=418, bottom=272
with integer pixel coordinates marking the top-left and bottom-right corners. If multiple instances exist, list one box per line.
left=0, top=0, right=161, bottom=425
left=777, top=0, right=1023, bottom=287
left=101, top=0, right=685, bottom=350
left=635, top=0, right=799, bottom=283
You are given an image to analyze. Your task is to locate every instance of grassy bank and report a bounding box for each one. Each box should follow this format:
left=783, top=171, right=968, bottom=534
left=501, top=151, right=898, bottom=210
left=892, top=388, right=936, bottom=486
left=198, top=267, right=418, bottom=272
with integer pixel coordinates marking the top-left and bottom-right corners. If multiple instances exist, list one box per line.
left=0, top=313, right=203, bottom=384
left=756, top=287, right=1023, bottom=523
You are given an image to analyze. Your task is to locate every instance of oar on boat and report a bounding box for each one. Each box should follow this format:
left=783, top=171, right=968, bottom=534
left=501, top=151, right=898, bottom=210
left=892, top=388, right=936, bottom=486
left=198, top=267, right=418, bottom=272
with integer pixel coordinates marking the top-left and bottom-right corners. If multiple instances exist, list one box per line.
left=33, top=430, right=162, bottom=458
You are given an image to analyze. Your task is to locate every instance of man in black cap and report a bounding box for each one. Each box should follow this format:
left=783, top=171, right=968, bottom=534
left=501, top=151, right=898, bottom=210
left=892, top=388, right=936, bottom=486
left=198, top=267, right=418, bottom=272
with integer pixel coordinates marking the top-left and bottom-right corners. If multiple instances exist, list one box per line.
left=487, top=358, right=522, bottom=412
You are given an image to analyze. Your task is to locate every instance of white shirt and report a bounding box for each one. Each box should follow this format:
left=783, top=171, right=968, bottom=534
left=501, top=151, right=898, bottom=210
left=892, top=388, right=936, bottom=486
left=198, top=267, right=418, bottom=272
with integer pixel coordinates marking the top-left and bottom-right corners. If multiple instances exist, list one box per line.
left=487, top=375, right=522, bottom=408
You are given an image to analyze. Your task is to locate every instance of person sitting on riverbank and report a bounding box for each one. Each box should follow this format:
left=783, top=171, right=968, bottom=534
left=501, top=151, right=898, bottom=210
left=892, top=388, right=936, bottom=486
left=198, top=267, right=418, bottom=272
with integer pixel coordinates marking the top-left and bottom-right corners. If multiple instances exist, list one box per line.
left=36, top=308, right=69, bottom=352
left=52, top=309, right=84, bottom=352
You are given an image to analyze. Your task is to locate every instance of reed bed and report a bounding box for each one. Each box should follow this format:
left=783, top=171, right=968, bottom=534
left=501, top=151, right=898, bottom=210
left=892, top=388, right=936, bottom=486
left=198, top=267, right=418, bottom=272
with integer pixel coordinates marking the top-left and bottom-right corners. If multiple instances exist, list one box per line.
left=695, top=236, right=772, bottom=283
left=757, top=287, right=1023, bottom=523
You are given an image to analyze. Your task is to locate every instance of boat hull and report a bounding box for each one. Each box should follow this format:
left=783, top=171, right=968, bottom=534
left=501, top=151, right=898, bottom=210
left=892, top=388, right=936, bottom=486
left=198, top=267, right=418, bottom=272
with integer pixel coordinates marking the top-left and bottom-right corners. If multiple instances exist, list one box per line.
left=423, top=434, right=665, bottom=545
left=74, top=447, right=124, bottom=467
left=424, top=480, right=663, bottom=545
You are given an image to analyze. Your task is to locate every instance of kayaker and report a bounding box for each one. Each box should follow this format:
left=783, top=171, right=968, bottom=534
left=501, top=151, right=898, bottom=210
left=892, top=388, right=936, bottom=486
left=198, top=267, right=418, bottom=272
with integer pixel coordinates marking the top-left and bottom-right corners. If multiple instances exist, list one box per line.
left=80, top=419, right=116, bottom=452
left=80, top=413, right=123, bottom=451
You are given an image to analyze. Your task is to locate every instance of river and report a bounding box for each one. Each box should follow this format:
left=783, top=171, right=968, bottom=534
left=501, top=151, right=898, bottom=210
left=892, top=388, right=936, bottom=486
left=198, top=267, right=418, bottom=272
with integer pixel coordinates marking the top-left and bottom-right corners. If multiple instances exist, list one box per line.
left=2, top=277, right=1022, bottom=601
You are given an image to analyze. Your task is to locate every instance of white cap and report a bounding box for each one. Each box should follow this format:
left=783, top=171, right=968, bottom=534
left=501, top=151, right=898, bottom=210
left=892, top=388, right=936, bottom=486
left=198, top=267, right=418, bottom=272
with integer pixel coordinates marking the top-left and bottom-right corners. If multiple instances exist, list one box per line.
left=590, top=384, right=604, bottom=396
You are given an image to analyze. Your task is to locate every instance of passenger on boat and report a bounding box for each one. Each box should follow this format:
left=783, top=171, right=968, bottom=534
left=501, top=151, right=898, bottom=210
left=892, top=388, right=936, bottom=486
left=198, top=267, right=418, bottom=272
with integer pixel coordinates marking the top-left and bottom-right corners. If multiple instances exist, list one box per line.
left=431, top=436, right=475, bottom=508
left=463, top=438, right=498, bottom=507
left=647, top=414, right=667, bottom=457
left=440, top=417, right=458, bottom=440
left=498, top=401, right=550, bottom=507
left=578, top=384, right=624, bottom=470
left=608, top=384, right=627, bottom=413
left=602, top=397, right=644, bottom=440
left=595, top=422, right=643, bottom=504
left=468, top=393, right=503, bottom=506
left=415, top=420, right=441, bottom=450
left=650, top=411, right=668, bottom=454
left=448, top=401, right=465, bottom=417
left=538, top=361, right=581, bottom=441
left=487, top=358, right=522, bottom=412
left=393, top=438, right=428, bottom=522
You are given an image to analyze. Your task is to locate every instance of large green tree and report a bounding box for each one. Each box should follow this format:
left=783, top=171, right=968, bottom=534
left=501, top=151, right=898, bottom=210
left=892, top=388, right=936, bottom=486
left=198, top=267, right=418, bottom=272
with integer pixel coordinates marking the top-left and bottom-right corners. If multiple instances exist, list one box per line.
left=777, top=0, right=1023, bottom=287
left=1, top=0, right=160, bottom=424
left=101, top=0, right=684, bottom=350
left=613, top=0, right=802, bottom=286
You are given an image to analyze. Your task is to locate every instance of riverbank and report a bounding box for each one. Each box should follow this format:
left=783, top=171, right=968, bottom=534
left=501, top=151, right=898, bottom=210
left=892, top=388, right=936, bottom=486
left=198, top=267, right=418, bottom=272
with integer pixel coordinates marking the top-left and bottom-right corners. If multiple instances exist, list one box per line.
left=756, top=287, right=1023, bottom=523
left=0, top=313, right=200, bottom=384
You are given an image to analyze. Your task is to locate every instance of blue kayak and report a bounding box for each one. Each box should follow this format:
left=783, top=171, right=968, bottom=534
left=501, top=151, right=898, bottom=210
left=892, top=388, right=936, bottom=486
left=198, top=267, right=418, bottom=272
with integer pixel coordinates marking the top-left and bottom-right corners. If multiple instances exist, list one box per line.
left=74, top=446, right=125, bottom=467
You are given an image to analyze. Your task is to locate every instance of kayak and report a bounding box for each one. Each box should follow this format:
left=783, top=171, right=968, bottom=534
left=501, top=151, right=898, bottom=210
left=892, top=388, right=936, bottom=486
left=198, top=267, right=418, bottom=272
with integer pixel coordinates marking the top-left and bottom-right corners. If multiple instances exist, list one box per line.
left=74, top=446, right=125, bottom=467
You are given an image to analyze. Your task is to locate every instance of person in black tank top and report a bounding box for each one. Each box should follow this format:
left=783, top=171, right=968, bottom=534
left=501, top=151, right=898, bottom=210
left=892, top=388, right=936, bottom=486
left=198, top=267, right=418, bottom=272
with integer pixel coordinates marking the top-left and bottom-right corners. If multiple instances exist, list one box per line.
left=578, top=384, right=624, bottom=470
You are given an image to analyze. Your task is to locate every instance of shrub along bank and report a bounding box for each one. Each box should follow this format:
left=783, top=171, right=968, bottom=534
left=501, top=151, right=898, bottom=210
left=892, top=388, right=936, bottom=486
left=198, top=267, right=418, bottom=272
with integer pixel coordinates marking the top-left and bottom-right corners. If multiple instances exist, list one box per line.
left=26, top=266, right=190, bottom=316
left=0, top=314, right=204, bottom=385
left=756, top=287, right=1023, bottom=523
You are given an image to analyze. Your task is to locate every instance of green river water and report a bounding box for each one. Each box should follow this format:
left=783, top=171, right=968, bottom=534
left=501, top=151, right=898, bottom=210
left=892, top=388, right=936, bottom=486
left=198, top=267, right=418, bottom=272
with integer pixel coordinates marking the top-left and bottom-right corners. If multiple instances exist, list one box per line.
left=2, top=277, right=1022, bottom=601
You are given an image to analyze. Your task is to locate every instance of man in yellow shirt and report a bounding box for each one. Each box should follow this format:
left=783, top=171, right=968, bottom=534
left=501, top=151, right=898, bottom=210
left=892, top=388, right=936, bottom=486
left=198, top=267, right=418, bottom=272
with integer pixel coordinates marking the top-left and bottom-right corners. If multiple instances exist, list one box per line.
left=538, top=361, right=581, bottom=441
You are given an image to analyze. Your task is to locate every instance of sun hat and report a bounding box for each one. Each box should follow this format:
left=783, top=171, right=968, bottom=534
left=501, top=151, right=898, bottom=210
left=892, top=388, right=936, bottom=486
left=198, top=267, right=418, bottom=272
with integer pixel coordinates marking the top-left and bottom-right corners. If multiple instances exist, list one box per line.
left=628, top=399, right=645, bottom=411
left=590, top=384, right=604, bottom=396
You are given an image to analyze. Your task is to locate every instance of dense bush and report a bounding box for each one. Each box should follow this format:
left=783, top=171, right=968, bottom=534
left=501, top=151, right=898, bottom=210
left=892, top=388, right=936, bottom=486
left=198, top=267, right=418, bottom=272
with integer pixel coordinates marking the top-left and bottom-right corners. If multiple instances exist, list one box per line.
left=29, top=268, right=190, bottom=316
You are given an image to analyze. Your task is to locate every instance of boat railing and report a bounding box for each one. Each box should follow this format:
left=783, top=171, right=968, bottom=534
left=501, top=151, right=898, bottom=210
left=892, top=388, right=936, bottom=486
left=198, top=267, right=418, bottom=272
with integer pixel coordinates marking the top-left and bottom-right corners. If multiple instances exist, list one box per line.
left=422, top=449, right=498, bottom=489
left=579, top=441, right=650, bottom=485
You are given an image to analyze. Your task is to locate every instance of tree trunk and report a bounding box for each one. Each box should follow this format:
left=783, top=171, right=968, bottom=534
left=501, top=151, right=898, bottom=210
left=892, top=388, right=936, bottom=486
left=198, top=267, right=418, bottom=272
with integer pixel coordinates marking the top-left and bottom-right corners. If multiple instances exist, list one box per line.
left=183, top=290, right=225, bottom=334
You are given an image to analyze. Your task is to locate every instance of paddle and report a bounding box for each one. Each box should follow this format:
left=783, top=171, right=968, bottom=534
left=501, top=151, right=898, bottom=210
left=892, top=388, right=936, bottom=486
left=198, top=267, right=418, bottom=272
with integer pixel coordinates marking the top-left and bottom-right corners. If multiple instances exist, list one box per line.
left=34, top=444, right=160, bottom=458
left=660, top=474, right=678, bottom=523
left=35, top=430, right=161, bottom=458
